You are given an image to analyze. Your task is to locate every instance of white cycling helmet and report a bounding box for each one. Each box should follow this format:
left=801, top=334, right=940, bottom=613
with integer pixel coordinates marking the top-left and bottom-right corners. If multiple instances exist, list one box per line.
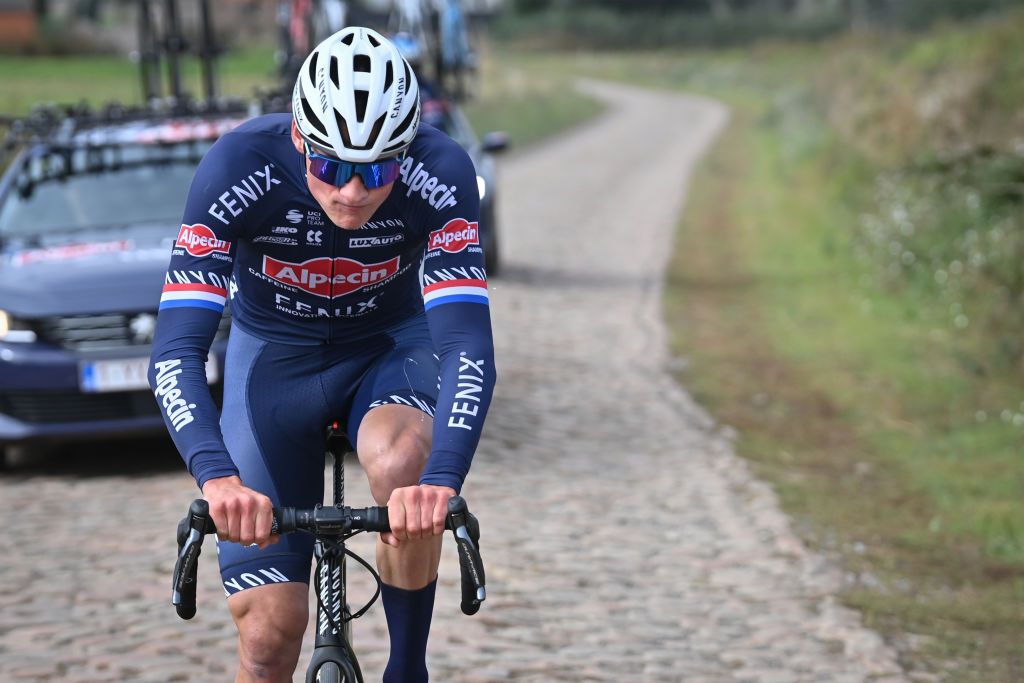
left=292, top=26, right=420, bottom=163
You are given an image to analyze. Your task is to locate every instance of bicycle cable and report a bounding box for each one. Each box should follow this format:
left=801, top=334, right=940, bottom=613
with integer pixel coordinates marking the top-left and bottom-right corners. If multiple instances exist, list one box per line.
left=312, top=532, right=383, bottom=637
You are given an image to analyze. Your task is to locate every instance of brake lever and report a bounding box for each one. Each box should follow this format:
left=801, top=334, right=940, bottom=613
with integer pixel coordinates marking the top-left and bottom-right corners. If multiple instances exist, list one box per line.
left=172, top=499, right=214, bottom=620
left=446, top=496, right=486, bottom=615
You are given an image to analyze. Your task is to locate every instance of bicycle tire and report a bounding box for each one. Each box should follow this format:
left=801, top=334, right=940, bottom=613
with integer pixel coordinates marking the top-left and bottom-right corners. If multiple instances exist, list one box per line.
left=316, top=662, right=342, bottom=683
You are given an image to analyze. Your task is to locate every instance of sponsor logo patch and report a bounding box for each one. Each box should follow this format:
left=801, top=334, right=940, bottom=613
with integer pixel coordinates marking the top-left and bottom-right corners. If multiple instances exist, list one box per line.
left=399, top=155, right=459, bottom=211
left=262, top=255, right=401, bottom=298
left=447, top=354, right=487, bottom=431
left=152, top=358, right=197, bottom=432
left=350, top=234, right=404, bottom=248
left=285, top=209, right=304, bottom=224
left=272, top=226, right=298, bottom=234
left=428, top=218, right=479, bottom=254
left=175, top=224, right=230, bottom=257
left=207, top=164, right=281, bottom=225
left=253, top=235, right=299, bottom=246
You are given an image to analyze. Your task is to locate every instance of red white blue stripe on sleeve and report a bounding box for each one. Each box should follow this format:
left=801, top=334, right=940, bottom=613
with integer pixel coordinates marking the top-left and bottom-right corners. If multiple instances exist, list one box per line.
left=159, top=283, right=228, bottom=312
left=422, top=279, right=489, bottom=310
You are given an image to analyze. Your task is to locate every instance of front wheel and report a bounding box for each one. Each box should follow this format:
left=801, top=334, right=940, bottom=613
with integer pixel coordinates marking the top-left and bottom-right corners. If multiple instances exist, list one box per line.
left=316, top=662, right=342, bottom=683
left=308, top=653, right=361, bottom=683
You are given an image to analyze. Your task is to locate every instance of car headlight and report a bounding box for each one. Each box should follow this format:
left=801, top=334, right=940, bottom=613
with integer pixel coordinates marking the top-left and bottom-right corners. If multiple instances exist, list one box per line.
left=0, top=310, right=37, bottom=343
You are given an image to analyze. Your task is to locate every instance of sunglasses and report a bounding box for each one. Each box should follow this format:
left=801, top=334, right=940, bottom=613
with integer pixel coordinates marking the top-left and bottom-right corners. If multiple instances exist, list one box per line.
left=303, top=141, right=404, bottom=190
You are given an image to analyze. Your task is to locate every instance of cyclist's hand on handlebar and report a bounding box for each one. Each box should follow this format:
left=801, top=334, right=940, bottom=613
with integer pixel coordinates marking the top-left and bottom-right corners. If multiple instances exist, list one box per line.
left=201, top=475, right=278, bottom=549
left=382, top=484, right=455, bottom=547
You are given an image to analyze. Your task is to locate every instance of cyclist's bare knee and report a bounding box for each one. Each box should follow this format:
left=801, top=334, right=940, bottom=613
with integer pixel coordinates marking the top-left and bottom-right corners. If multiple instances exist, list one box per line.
left=357, top=405, right=431, bottom=503
left=228, top=582, right=308, bottom=682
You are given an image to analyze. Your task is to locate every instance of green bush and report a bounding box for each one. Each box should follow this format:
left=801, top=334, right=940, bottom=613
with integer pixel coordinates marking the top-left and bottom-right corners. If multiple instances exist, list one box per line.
left=493, top=7, right=848, bottom=49
left=857, top=149, right=1024, bottom=370
left=874, top=0, right=1024, bottom=29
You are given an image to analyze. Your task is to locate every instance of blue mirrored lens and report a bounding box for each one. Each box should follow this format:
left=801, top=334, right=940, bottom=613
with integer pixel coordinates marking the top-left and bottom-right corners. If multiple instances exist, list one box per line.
left=306, top=148, right=403, bottom=190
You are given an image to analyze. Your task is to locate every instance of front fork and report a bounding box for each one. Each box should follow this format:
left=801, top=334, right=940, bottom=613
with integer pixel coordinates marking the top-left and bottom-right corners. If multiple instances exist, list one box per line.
left=307, top=538, right=362, bottom=682
left=313, top=538, right=352, bottom=648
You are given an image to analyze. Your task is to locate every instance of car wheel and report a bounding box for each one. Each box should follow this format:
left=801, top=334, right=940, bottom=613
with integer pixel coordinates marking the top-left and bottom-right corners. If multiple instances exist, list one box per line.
left=0, top=444, right=49, bottom=471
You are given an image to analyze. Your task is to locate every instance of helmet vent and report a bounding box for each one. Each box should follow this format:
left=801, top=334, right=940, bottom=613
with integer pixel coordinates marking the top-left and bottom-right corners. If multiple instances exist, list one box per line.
left=301, top=96, right=328, bottom=137
left=354, top=55, right=371, bottom=73
left=402, top=61, right=413, bottom=91
left=307, top=51, right=319, bottom=84
left=365, top=115, right=385, bottom=149
left=341, top=33, right=354, bottom=46
left=354, top=90, right=368, bottom=122
left=307, top=131, right=331, bottom=150
left=383, top=61, right=393, bottom=92
left=330, top=58, right=340, bottom=88
left=390, top=105, right=417, bottom=143
left=336, top=110, right=352, bottom=148
left=367, top=33, right=380, bottom=47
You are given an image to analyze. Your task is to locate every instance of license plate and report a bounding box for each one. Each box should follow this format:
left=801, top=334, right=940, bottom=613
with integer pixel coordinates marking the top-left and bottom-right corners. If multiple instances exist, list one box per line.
left=80, top=356, right=219, bottom=393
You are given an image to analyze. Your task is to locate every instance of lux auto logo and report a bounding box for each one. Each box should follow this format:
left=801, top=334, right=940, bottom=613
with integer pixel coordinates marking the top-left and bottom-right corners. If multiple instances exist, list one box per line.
left=262, top=255, right=400, bottom=297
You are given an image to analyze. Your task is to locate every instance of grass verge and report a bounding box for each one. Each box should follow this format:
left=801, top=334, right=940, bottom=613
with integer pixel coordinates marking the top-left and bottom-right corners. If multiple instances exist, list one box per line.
left=667, top=107, right=1024, bottom=681
left=0, top=48, right=279, bottom=114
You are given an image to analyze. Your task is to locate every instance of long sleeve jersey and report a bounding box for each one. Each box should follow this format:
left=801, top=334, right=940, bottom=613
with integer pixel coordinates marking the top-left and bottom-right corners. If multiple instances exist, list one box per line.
left=148, top=114, right=496, bottom=492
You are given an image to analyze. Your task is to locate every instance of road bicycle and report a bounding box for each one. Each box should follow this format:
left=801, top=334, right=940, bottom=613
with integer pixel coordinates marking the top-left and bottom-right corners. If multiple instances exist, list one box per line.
left=171, top=425, right=486, bottom=683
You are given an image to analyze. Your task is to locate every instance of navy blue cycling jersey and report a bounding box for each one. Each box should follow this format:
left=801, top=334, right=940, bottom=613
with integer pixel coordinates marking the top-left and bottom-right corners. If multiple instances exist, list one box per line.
left=148, top=113, right=495, bottom=492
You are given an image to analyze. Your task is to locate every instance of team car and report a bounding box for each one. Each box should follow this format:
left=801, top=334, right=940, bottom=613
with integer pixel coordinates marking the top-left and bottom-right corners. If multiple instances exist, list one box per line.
left=0, top=106, right=247, bottom=466
left=421, top=94, right=507, bottom=273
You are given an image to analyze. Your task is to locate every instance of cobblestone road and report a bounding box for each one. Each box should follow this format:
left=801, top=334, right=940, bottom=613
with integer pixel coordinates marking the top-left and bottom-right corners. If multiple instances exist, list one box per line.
left=1, top=81, right=909, bottom=682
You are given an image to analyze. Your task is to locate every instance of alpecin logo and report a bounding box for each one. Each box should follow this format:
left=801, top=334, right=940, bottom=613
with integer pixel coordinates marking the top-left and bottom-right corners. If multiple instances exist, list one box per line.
left=428, top=218, right=479, bottom=253
left=152, top=358, right=196, bottom=432
left=262, top=255, right=401, bottom=298
left=176, top=224, right=230, bottom=257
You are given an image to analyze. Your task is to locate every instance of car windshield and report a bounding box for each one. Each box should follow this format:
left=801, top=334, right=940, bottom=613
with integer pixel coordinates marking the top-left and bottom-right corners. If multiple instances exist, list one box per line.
left=0, top=141, right=212, bottom=239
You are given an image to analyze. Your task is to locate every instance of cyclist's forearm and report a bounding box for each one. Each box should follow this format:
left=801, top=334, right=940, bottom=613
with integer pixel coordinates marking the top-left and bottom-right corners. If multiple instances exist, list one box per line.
left=149, top=351, right=236, bottom=487
left=149, top=308, right=236, bottom=488
left=421, top=304, right=496, bottom=492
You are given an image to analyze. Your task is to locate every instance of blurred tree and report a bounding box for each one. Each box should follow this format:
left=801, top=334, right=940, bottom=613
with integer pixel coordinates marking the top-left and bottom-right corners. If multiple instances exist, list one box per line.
left=710, top=0, right=732, bottom=18
left=510, top=0, right=1024, bottom=29
left=514, top=0, right=553, bottom=12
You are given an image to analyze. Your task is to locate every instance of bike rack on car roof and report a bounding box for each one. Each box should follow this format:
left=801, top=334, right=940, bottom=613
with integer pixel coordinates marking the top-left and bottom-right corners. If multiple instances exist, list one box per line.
left=0, top=0, right=282, bottom=160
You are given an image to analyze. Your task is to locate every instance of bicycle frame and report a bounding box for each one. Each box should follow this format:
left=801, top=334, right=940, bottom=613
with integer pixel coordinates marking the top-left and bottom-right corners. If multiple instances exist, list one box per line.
left=306, top=429, right=363, bottom=683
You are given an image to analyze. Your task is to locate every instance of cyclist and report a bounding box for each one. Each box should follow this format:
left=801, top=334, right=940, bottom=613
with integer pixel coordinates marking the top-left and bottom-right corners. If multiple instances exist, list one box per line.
left=149, top=26, right=495, bottom=683
left=438, top=0, right=474, bottom=100
left=390, top=30, right=449, bottom=134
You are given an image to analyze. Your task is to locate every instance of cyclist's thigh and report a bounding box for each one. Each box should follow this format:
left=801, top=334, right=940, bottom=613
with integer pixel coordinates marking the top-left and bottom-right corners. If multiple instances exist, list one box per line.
left=217, top=324, right=338, bottom=596
left=344, top=313, right=439, bottom=444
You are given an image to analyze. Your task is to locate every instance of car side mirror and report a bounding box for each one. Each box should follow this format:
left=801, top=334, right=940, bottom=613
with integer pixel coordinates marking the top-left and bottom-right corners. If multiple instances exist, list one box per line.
left=481, top=132, right=509, bottom=154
